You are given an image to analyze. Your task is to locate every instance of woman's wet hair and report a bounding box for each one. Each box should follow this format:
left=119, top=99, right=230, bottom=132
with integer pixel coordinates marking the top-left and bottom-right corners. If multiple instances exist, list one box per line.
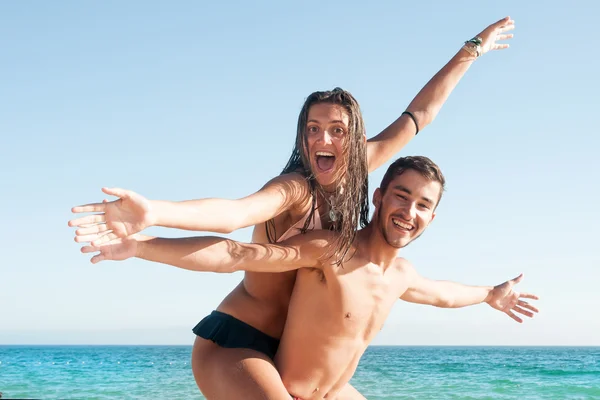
left=266, top=88, right=369, bottom=264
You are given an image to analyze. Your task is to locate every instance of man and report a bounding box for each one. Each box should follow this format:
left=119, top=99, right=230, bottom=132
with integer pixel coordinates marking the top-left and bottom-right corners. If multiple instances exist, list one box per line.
left=81, top=156, right=539, bottom=400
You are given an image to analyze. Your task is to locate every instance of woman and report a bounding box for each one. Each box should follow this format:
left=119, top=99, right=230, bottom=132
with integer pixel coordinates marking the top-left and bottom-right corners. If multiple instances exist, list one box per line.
left=70, top=17, right=514, bottom=399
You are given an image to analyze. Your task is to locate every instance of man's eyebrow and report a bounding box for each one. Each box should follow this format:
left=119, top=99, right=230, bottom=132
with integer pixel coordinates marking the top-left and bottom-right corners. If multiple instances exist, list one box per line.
left=421, top=196, right=434, bottom=205
left=392, top=185, right=433, bottom=204
left=392, top=184, right=411, bottom=194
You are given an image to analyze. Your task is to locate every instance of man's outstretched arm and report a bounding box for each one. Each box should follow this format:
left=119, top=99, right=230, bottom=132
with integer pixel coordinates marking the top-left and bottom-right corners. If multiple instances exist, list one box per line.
left=80, top=230, right=334, bottom=273
left=399, top=261, right=539, bottom=323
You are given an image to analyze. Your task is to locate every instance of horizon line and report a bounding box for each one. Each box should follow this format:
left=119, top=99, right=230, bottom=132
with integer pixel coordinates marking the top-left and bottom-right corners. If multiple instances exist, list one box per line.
left=1, top=344, right=599, bottom=347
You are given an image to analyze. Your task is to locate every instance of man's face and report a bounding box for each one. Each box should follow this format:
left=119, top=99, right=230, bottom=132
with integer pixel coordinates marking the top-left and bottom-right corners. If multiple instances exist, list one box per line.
left=374, top=169, right=441, bottom=248
left=305, top=103, right=349, bottom=191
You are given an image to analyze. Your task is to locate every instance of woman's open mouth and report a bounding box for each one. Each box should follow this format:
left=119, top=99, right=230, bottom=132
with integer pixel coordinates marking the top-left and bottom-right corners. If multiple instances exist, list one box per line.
left=315, top=151, right=336, bottom=173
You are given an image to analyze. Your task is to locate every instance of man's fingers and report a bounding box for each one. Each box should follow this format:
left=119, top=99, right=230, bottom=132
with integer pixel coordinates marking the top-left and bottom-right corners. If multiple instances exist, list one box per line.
left=75, top=231, right=112, bottom=245
left=74, top=231, right=113, bottom=243
left=81, top=245, right=108, bottom=263
left=76, top=223, right=110, bottom=236
left=492, top=44, right=510, bottom=50
left=80, top=245, right=99, bottom=254
left=101, top=237, right=125, bottom=246
left=506, top=310, right=523, bottom=323
left=513, top=305, right=534, bottom=318
left=518, top=300, right=539, bottom=314
left=91, top=254, right=105, bottom=264
left=68, top=214, right=105, bottom=227
left=520, top=293, right=539, bottom=300
left=92, top=232, right=119, bottom=246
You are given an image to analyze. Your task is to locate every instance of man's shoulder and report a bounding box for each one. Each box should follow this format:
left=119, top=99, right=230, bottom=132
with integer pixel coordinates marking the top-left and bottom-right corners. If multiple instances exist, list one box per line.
left=394, top=256, right=411, bottom=266
left=394, top=257, right=416, bottom=274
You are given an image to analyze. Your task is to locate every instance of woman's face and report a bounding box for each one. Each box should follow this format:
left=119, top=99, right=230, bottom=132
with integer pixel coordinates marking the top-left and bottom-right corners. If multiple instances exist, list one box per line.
left=305, top=103, right=350, bottom=191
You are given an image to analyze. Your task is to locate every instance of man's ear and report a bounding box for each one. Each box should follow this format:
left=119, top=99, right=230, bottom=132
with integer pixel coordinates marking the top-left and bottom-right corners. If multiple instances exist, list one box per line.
left=373, top=188, right=382, bottom=208
left=426, top=212, right=436, bottom=228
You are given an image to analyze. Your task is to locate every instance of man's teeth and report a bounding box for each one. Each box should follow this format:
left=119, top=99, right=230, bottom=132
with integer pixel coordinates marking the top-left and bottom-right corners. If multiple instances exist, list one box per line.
left=392, top=219, right=413, bottom=230
left=316, top=151, right=335, bottom=157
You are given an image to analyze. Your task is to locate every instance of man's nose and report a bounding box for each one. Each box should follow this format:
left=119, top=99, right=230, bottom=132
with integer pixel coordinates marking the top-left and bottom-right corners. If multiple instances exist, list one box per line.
left=400, top=203, right=417, bottom=220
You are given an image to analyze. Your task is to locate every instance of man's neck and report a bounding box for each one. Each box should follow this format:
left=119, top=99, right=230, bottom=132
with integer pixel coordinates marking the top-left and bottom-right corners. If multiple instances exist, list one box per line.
left=357, top=224, right=399, bottom=268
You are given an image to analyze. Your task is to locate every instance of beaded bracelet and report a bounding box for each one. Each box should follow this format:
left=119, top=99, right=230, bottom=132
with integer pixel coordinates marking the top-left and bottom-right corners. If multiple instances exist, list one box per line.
left=463, top=36, right=483, bottom=57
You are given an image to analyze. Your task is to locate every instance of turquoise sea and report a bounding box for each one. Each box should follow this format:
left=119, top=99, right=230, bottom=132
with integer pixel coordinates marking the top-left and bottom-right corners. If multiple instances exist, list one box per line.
left=0, top=346, right=598, bottom=399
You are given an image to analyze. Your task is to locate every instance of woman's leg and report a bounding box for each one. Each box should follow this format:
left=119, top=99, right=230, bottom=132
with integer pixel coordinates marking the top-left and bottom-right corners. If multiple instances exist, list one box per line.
left=191, top=336, right=291, bottom=400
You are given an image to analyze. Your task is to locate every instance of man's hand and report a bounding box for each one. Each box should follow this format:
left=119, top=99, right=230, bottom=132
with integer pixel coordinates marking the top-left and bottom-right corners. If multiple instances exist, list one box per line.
left=80, top=235, right=139, bottom=264
left=486, top=273, right=539, bottom=323
left=69, top=188, right=154, bottom=246
left=476, top=16, right=515, bottom=55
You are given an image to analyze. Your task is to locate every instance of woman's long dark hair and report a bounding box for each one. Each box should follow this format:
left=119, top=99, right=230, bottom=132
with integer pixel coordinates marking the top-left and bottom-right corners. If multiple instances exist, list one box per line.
left=266, top=88, right=369, bottom=264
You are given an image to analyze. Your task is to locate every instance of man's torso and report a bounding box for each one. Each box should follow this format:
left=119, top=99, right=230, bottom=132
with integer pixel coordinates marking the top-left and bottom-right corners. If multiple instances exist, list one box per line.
left=276, top=250, right=410, bottom=399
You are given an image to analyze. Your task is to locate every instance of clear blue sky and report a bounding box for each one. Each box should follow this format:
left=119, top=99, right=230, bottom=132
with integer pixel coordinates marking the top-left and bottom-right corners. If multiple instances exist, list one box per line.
left=1, top=1, right=598, bottom=345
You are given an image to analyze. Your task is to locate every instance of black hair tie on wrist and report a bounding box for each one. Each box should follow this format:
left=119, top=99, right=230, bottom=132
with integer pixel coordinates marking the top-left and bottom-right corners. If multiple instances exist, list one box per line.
left=402, top=111, right=419, bottom=135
